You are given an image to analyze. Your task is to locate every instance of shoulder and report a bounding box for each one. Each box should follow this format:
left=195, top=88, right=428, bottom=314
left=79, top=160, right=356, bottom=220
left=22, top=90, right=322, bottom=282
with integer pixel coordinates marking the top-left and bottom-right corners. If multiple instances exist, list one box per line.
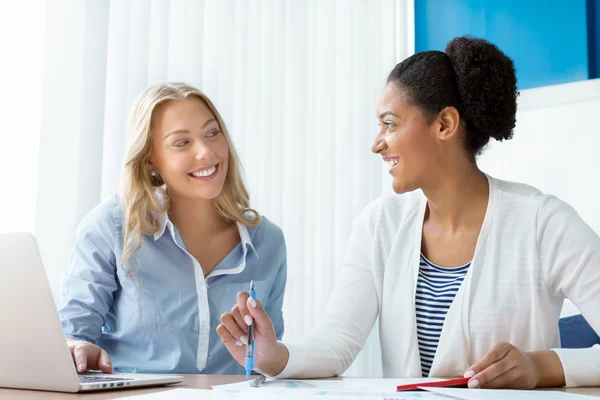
left=536, top=194, right=584, bottom=235
left=488, top=176, right=588, bottom=242
left=490, top=176, right=575, bottom=218
left=493, top=176, right=546, bottom=202
left=246, top=215, right=286, bottom=252
left=76, top=194, right=123, bottom=239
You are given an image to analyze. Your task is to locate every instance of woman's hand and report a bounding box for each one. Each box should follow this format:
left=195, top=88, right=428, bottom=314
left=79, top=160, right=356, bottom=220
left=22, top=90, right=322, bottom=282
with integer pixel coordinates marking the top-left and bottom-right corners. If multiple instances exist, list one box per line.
left=66, top=338, right=112, bottom=373
left=217, top=291, right=289, bottom=376
left=464, top=342, right=565, bottom=389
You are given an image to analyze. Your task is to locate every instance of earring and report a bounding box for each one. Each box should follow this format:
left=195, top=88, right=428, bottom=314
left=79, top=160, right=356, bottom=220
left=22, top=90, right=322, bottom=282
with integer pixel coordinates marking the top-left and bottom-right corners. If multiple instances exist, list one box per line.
left=150, top=170, right=157, bottom=177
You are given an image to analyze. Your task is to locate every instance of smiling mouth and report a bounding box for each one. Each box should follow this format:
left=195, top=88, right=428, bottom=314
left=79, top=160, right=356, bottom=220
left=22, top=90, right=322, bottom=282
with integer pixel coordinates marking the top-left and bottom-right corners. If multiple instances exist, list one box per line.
left=385, top=159, right=399, bottom=169
left=382, top=157, right=399, bottom=173
left=188, top=164, right=219, bottom=179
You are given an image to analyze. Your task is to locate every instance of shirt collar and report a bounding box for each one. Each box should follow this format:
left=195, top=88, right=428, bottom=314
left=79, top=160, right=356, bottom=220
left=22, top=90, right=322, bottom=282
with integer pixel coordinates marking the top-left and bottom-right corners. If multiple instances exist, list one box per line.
left=152, top=210, right=170, bottom=241
left=237, top=221, right=258, bottom=259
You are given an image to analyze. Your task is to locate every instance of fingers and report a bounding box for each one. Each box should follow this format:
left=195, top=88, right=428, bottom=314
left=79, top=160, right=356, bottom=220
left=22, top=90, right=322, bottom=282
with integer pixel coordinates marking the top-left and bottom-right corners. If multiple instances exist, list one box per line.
left=216, top=323, right=237, bottom=345
left=73, top=345, right=89, bottom=373
left=465, top=342, right=513, bottom=379
left=231, top=305, right=248, bottom=335
left=470, top=357, right=514, bottom=388
left=246, top=297, right=270, bottom=328
left=236, top=291, right=251, bottom=326
left=69, top=341, right=111, bottom=373
left=97, top=349, right=113, bottom=373
left=464, top=342, right=541, bottom=390
left=480, top=366, right=523, bottom=389
left=220, top=312, right=248, bottom=346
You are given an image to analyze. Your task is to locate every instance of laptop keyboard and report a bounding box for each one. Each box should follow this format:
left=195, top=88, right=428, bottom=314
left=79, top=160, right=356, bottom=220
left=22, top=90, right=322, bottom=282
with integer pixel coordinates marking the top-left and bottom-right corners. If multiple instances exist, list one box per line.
left=79, top=375, right=133, bottom=383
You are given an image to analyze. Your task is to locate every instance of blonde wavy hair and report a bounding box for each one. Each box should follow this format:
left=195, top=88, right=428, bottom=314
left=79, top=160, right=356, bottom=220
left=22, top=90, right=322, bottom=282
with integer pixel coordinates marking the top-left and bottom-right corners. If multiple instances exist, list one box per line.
left=120, top=82, right=259, bottom=272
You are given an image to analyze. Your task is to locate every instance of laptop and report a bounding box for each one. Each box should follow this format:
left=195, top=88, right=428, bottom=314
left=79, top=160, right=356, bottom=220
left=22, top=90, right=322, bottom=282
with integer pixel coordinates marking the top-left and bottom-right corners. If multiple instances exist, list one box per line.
left=0, top=232, right=184, bottom=392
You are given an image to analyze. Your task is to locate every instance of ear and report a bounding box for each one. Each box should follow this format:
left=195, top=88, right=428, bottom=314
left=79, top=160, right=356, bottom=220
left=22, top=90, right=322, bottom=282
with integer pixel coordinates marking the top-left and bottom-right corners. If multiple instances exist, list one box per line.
left=436, top=106, right=461, bottom=141
left=145, top=157, right=156, bottom=173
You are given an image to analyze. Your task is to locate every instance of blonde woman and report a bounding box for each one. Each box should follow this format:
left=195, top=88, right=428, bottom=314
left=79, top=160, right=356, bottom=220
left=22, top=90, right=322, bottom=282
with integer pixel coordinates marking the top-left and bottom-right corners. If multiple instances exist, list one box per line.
left=58, top=83, right=286, bottom=375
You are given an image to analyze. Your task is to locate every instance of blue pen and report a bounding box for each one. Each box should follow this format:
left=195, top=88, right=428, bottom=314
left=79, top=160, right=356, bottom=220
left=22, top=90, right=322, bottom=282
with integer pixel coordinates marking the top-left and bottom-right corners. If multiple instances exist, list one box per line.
left=245, top=280, right=256, bottom=378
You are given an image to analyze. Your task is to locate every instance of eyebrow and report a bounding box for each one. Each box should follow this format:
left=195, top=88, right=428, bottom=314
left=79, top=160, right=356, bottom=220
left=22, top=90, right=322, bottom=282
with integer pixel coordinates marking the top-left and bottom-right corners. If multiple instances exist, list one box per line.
left=379, top=111, right=399, bottom=119
left=163, top=118, right=217, bottom=139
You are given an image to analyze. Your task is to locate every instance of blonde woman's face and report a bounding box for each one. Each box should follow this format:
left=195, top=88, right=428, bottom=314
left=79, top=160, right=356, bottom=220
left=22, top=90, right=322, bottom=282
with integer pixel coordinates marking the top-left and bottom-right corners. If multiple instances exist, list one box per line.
left=149, top=97, right=229, bottom=200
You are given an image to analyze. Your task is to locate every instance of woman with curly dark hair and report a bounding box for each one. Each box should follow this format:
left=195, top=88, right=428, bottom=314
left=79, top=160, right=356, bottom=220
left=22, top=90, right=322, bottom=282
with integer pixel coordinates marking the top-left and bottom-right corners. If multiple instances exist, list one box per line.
left=217, top=36, right=600, bottom=389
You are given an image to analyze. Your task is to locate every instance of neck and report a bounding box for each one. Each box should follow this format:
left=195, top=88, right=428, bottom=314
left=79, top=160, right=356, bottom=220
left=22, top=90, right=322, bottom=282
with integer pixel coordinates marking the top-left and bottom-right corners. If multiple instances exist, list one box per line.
left=421, top=161, right=489, bottom=232
left=167, top=193, right=223, bottom=234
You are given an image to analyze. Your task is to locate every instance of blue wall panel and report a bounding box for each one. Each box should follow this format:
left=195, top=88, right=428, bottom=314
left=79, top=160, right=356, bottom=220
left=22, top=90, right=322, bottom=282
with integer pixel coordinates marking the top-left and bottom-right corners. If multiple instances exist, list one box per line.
left=589, top=0, right=600, bottom=78
left=415, top=0, right=590, bottom=89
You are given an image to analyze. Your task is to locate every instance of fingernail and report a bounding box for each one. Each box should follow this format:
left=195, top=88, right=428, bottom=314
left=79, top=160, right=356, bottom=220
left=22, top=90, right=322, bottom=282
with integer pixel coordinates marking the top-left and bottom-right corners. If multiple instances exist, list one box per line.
left=235, top=340, right=243, bottom=346
left=240, top=335, right=248, bottom=345
left=464, top=369, right=475, bottom=378
left=78, top=364, right=85, bottom=372
left=468, top=379, right=480, bottom=389
left=244, top=315, right=253, bottom=326
left=249, top=297, right=256, bottom=308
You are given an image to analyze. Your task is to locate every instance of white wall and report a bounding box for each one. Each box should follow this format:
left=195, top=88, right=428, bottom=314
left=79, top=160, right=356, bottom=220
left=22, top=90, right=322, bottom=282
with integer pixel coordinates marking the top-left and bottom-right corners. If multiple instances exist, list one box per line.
left=478, top=78, right=600, bottom=317
left=0, top=3, right=46, bottom=235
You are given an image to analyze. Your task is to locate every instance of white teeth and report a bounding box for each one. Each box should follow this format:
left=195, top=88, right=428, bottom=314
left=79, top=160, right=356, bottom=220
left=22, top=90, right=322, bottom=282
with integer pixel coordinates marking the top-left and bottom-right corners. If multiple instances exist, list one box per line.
left=386, top=159, right=399, bottom=168
left=191, top=166, right=216, bottom=177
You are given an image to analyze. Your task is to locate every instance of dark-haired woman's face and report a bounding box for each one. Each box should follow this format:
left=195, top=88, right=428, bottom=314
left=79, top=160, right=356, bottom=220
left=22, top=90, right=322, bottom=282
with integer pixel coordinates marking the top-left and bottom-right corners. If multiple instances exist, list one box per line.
left=372, top=83, right=439, bottom=194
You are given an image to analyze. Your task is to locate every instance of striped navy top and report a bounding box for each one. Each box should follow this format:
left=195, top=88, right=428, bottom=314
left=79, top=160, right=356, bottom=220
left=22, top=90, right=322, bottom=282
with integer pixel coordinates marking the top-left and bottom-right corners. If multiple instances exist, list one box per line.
left=416, top=253, right=470, bottom=377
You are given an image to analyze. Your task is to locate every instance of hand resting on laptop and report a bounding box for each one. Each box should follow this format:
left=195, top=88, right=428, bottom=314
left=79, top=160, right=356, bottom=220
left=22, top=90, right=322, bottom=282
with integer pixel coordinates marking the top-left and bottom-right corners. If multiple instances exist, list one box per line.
left=66, top=337, right=112, bottom=373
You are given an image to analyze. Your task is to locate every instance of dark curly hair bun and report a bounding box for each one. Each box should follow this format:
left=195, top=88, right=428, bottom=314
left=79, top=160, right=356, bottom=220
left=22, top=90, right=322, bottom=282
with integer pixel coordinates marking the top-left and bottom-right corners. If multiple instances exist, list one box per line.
left=387, top=36, right=519, bottom=156
left=445, top=36, right=518, bottom=154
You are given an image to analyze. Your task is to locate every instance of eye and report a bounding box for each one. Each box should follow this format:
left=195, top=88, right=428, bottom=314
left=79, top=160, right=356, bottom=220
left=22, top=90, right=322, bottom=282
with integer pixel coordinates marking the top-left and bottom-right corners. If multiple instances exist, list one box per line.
left=173, top=140, right=189, bottom=147
left=384, top=121, right=395, bottom=129
left=206, top=129, right=221, bottom=138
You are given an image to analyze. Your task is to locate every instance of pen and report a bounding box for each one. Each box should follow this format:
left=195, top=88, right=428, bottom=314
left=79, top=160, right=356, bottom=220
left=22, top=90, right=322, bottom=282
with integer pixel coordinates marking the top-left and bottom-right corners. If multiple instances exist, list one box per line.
left=245, top=280, right=256, bottom=378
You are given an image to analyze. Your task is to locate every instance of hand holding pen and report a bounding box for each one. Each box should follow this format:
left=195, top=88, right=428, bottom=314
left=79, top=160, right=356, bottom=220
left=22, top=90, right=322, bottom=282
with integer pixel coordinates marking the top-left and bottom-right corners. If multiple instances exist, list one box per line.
left=216, top=281, right=290, bottom=377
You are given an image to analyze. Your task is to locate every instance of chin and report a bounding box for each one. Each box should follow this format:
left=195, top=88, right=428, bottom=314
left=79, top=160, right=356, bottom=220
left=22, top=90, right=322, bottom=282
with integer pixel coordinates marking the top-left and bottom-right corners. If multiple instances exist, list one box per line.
left=391, top=176, right=417, bottom=195
left=193, top=188, right=224, bottom=200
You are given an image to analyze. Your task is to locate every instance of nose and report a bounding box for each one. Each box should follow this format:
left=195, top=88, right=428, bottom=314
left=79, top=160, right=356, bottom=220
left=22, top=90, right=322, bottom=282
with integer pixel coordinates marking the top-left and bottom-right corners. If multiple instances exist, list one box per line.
left=371, top=131, right=387, bottom=154
left=194, top=140, right=213, bottom=161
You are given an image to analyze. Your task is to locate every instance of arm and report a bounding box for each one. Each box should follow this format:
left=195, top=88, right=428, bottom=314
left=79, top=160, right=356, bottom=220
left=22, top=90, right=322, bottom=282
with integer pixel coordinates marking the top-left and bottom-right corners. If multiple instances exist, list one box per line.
left=539, top=196, right=600, bottom=387
left=264, top=238, right=287, bottom=341
left=58, top=200, right=119, bottom=345
left=463, top=196, right=600, bottom=389
left=274, top=201, right=381, bottom=378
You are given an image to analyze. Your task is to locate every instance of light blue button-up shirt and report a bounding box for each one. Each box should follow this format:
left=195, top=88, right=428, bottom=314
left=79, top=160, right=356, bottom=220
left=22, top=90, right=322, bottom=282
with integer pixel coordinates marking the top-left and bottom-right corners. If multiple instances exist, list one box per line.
left=58, top=194, right=286, bottom=374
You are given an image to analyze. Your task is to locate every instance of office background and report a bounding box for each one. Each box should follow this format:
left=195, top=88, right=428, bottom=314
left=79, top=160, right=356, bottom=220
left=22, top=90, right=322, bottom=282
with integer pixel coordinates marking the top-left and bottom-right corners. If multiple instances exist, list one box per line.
left=1, top=0, right=598, bottom=377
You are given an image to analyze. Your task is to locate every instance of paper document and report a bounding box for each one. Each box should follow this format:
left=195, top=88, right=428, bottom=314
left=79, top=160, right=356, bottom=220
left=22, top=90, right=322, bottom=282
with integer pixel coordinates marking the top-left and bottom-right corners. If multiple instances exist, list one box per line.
left=212, top=377, right=446, bottom=395
left=125, top=381, right=596, bottom=400
left=124, top=387, right=453, bottom=399
left=426, top=387, right=598, bottom=400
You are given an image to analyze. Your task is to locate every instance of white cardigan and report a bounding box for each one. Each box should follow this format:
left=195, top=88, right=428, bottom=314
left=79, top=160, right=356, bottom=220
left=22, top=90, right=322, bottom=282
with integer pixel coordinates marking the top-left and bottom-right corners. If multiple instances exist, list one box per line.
left=277, top=175, right=600, bottom=387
